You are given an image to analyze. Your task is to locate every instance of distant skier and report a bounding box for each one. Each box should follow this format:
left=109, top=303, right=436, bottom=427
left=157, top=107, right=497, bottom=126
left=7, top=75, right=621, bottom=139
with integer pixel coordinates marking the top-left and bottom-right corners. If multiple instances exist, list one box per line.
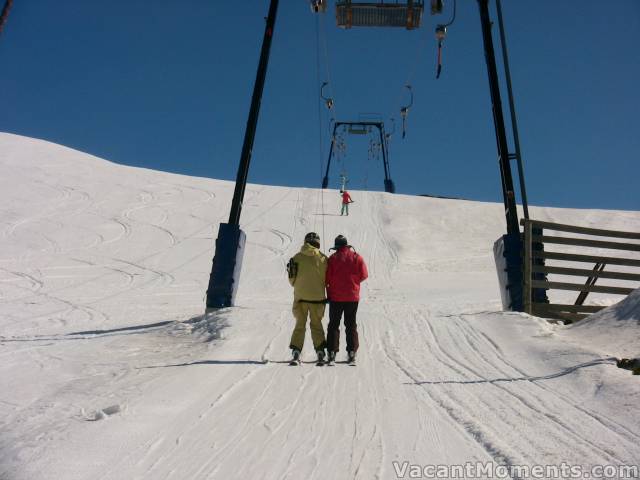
left=286, top=232, right=328, bottom=365
left=340, top=190, right=354, bottom=216
left=325, top=235, right=368, bottom=365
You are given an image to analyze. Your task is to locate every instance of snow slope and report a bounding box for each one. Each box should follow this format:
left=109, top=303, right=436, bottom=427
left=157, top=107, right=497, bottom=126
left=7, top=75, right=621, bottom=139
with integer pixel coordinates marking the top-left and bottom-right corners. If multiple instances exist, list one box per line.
left=1, top=132, right=639, bottom=480
left=561, top=288, right=640, bottom=359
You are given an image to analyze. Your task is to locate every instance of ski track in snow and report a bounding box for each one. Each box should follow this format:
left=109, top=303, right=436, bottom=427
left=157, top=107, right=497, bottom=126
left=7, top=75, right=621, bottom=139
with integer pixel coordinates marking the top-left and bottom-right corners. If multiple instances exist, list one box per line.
left=0, top=133, right=639, bottom=480
left=388, top=309, right=625, bottom=467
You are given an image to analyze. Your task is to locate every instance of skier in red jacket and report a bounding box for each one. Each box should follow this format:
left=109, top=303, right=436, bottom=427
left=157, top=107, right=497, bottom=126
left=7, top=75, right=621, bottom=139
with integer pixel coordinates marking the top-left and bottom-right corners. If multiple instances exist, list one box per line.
left=325, top=235, right=368, bottom=365
left=340, top=190, right=353, bottom=216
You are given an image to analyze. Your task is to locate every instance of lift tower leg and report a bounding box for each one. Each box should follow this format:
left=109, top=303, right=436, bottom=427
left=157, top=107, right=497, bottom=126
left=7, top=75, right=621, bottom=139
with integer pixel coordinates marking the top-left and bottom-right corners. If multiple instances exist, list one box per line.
left=477, top=0, right=523, bottom=310
left=477, top=0, right=518, bottom=235
left=206, top=0, right=279, bottom=310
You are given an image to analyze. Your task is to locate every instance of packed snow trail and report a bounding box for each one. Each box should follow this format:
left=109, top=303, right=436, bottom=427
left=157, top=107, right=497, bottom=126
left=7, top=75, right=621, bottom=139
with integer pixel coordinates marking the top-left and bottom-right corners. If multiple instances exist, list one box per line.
left=0, top=133, right=639, bottom=480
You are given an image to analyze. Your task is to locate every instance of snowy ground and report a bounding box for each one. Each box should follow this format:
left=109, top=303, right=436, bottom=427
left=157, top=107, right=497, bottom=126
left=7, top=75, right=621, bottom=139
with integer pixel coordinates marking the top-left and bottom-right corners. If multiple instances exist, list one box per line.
left=1, top=133, right=639, bottom=480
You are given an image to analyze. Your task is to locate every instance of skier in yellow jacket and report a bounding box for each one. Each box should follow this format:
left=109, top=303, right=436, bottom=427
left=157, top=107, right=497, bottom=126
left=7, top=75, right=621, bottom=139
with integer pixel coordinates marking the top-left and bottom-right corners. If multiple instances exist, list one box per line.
left=286, top=232, right=328, bottom=365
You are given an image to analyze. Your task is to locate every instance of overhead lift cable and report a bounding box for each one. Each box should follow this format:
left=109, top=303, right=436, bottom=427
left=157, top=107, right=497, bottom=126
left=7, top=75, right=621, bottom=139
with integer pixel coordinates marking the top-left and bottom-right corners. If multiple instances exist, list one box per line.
left=313, top=7, right=340, bottom=248
left=387, top=19, right=430, bottom=141
left=314, top=12, right=326, bottom=244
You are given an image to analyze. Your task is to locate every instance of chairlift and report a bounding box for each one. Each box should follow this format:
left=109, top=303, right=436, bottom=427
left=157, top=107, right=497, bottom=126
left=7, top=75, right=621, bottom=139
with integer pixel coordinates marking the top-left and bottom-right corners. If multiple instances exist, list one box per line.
left=321, top=82, right=334, bottom=110
left=400, top=85, right=413, bottom=139
left=336, top=0, right=425, bottom=30
left=434, top=0, right=456, bottom=78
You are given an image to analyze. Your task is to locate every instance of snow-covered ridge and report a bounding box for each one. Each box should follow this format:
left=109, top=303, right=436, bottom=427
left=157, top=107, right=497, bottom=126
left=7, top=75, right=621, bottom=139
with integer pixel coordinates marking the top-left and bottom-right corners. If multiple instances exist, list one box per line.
left=1, top=132, right=639, bottom=480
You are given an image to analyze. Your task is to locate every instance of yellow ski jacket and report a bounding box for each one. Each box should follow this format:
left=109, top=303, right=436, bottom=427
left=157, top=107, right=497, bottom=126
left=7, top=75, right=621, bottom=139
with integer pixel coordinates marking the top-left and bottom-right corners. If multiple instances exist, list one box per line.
left=288, top=243, right=328, bottom=302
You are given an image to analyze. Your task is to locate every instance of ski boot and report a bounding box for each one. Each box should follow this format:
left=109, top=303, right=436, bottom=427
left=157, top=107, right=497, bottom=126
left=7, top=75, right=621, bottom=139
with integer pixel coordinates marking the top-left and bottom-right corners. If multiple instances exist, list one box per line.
left=316, top=350, right=325, bottom=366
left=347, top=351, right=356, bottom=366
left=327, top=351, right=336, bottom=366
left=289, top=349, right=301, bottom=366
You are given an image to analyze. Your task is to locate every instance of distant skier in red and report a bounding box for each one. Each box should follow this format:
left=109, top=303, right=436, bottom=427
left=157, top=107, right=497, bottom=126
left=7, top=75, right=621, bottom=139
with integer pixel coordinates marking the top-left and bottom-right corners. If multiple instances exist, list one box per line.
left=340, top=190, right=353, bottom=216
left=325, top=235, right=368, bottom=365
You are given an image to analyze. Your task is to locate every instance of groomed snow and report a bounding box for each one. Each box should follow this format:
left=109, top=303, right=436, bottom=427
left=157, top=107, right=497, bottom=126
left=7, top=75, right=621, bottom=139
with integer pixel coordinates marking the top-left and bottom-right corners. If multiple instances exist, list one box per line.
left=1, top=132, right=639, bottom=480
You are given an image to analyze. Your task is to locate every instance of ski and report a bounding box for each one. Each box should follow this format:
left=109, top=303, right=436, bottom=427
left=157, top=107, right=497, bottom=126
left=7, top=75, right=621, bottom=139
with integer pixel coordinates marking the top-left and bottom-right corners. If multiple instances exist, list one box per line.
left=289, top=359, right=301, bottom=366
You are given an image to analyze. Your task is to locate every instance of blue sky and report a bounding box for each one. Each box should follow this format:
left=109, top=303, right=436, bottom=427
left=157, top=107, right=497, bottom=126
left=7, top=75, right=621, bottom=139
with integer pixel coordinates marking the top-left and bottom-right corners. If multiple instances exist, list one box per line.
left=0, top=1, right=638, bottom=210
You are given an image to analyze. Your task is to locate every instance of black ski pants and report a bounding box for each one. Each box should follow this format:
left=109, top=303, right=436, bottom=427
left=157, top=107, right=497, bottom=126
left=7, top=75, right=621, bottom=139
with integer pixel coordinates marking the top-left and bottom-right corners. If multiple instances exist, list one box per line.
left=327, top=301, right=359, bottom=353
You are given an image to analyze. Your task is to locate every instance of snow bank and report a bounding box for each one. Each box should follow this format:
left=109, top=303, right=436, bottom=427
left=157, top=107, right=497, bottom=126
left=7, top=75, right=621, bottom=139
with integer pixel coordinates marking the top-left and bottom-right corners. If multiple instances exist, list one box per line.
left=562, top=288, right=640, bottom=358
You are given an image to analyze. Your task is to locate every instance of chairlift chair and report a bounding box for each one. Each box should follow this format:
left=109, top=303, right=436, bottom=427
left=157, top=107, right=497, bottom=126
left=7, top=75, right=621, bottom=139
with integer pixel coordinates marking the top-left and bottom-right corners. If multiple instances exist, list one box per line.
left=321, top=82, right=334, bottom=110
left=336, top=0, right=425, bottom=30
left=400, top=84, right=413, bottom=138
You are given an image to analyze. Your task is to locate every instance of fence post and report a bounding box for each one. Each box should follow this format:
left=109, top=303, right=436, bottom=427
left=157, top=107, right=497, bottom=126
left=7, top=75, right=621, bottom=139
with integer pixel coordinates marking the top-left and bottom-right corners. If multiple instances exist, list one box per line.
left=522, top=219, right=533, bottom=314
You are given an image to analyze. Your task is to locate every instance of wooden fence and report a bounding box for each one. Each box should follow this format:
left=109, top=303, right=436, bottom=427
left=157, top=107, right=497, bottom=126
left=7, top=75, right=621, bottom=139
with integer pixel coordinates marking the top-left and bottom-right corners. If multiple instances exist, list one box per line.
left=521, top=219, right=640, bottom=323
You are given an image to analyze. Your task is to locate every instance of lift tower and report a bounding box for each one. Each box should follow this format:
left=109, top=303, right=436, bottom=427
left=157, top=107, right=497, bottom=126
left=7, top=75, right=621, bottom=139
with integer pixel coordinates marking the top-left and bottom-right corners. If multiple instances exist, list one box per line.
left=205, top=0, right=279, bottom=310
left=477, top=0, right=519, bottom=236
left=322, top=121, right=395, bottom=194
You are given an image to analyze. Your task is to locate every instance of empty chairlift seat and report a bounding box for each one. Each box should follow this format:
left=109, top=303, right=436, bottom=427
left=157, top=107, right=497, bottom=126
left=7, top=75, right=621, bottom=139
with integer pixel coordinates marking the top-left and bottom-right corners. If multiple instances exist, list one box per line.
left=336, top=0, right=425, bottom=30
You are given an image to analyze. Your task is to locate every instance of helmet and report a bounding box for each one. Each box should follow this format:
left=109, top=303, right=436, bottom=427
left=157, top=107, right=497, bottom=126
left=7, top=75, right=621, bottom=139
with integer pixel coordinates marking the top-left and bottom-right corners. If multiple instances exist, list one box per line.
left=333, top=235, right=348, bottom=249
left=304, top=232, right=321, bottom=248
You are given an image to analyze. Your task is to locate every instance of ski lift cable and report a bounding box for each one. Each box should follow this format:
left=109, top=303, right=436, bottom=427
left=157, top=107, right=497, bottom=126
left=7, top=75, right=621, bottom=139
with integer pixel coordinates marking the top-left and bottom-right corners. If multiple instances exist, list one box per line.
left=318, top=13, right=339, bottom=121
left=319, top=15, right=352, bottom=192
left=314, top=14, right=321, bottom=233
left=314, top=13, right=327, bottom=245
left=318, top=13, right=341, bottom=161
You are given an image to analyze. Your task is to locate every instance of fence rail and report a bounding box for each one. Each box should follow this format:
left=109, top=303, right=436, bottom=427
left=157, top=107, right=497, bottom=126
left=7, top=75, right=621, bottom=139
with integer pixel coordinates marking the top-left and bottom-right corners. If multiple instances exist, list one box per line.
left=521, top=219, right=640, bottom=323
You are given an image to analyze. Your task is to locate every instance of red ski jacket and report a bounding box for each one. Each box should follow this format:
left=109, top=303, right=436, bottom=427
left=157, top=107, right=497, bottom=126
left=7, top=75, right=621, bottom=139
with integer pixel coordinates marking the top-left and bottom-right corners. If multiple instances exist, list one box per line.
left=326, top=247, right=368, bottom=302
left=341, top=191, right=352, bottom=204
